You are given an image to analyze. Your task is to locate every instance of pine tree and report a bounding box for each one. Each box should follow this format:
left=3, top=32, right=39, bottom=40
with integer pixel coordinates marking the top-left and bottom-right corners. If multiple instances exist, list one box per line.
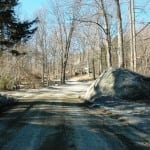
left=0, top=0, right=38, bottom=52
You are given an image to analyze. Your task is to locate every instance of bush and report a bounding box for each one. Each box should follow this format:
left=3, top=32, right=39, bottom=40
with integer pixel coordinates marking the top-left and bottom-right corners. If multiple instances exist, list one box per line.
left=0, top=77, right=15, bottom=90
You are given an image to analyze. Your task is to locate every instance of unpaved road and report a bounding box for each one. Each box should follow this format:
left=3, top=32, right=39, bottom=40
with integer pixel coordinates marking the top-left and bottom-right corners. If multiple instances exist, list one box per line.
left=0, top=81, right=149, bottom=150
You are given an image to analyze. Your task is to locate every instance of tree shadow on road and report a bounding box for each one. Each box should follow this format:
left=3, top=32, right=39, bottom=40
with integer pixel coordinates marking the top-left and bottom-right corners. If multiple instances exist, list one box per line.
left=0, top=98, right=149, bottom=150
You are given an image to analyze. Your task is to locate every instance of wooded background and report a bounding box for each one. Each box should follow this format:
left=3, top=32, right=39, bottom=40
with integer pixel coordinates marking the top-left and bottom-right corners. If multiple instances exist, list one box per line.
left=0, top=0, right=150, bottom=89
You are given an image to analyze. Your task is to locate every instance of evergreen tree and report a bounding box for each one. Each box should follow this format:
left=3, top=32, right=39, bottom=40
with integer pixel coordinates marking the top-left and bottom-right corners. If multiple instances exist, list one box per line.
left=0, top=0, right=38, bottom=52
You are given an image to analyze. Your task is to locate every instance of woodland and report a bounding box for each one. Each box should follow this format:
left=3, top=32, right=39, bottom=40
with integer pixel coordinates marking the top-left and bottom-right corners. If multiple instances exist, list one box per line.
left=0, top=0, right=150, bottom=89
left=0, top=1, right=150, bottom=149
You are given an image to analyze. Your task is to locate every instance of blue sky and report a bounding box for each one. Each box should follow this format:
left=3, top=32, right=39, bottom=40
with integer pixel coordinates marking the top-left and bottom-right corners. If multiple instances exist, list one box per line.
left=19, top=0, right=150, bottom=23
left=19, top=0, right=47, bottom=18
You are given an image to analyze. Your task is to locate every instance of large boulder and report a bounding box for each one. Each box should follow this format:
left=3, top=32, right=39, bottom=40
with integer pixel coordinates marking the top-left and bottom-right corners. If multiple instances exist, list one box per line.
left=84, top=68, right=150, bottom=102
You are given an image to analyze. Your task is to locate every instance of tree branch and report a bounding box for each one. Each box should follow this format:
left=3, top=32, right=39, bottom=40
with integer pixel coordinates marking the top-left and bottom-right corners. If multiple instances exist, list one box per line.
left=136, top=22, right=150, bottom=36
left=74, top=19, right=106, bottom=34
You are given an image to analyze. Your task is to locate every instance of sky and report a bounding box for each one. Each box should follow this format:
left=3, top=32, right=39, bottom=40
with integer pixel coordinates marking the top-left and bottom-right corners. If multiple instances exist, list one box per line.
left=19, top=0, right=150, bottom=23
left=19, top=0, right=47, bottom=18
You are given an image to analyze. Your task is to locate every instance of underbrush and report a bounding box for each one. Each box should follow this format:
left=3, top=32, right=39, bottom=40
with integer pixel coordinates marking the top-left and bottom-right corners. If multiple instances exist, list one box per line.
left=0, top=77, right=15, bottom=90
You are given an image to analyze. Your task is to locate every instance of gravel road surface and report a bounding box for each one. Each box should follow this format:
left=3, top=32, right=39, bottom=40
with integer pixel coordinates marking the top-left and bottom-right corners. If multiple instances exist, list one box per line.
left=0, top=81, right=149, bottom=150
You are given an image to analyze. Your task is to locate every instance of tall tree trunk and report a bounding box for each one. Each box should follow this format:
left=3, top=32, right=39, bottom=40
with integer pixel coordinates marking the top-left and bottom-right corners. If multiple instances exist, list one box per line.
left=129, top=0, right=134, bottom=70
left=92, top=49, right=96, bottom=80
left=129, top=0, right=136, bottom=71
left=131, top=0, right=136, bottom=71
left=42, top=52, right=45, bottom=86
left=60, top=55, right=64, bottom=84
left=100, top=0, right=112, bottom=68
left=61, top=21, right=75, bottom=84
left=98, top=48, right=102, bottom=75
left=115, top=0, right=124, bottom=68
left=87, top=49, right=90, bottom=76
left=62, top=59, right=67, bottom=84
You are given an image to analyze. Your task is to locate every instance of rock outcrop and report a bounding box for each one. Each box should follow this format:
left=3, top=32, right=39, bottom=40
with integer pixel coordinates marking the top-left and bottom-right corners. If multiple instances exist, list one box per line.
left=84, top=68, right=150, bottom=103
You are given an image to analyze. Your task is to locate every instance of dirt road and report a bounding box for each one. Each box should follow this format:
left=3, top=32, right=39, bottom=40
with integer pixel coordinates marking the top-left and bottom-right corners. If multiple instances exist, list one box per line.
left=0, top=81, right=149, bottom=150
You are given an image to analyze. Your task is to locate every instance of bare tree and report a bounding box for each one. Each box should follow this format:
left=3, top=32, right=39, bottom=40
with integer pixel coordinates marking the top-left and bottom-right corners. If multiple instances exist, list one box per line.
left=34, top=8, right=48, bottom=86
left=114, top=0, right=124, bottom=68
left=52, top=0, right=81, bottom=84
left=99, top=0, right=112, bottom=68
left=75, top=0, right=112, bottom=68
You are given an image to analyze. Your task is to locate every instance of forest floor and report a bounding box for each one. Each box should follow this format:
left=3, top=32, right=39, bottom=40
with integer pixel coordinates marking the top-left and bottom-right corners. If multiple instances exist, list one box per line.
left=0, top=81, right=149, bottom=150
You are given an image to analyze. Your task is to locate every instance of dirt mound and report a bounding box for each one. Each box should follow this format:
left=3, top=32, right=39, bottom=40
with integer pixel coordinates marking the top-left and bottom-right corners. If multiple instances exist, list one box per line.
left=84, top=68, right=150, bottom=103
